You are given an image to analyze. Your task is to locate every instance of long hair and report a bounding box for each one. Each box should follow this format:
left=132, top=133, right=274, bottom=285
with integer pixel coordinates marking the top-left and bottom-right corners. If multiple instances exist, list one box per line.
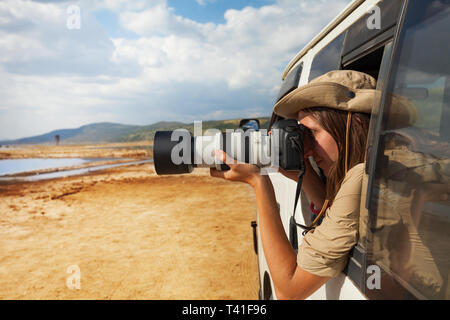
left=302, top=107, right=370, bottom=203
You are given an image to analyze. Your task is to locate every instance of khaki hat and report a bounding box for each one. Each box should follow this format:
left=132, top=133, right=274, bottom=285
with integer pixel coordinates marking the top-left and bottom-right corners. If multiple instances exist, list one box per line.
left=273, top=70, right=417, bottom=127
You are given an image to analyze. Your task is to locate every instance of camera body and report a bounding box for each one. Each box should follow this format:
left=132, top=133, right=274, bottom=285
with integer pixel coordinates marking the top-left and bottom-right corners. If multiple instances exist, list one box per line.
left=153, top=119, right=306, bottom=175
left=271, top=119, right=306, bottom=171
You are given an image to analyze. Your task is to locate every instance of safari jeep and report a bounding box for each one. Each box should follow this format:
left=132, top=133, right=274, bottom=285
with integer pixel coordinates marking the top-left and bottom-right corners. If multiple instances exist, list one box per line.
left=252, top=0, right=450, bottom=300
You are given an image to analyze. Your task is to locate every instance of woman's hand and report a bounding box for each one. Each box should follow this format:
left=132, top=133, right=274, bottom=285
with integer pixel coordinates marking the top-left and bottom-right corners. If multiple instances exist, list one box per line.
left=278, top=168, right=300, bottom=182
left=210, top=150, right=262, bottom=188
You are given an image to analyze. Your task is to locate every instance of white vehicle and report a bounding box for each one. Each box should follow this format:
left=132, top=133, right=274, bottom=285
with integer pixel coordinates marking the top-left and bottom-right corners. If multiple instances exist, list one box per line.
left=251, top=0, right=450, bottom=300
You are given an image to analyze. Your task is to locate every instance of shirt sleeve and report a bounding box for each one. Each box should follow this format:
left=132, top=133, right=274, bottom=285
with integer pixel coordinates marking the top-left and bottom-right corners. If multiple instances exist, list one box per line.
left=297, top=163, right=364, bottom=278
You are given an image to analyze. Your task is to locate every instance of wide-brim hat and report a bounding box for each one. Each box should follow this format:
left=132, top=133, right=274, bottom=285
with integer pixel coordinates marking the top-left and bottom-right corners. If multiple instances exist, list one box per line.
left=273, top=70, right=417, bottom=128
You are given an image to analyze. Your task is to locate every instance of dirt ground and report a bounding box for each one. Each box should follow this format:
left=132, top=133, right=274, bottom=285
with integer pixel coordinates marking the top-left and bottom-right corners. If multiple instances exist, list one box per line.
left=0, top=162, right=260, bottom=299
left=0, top=141, right=153, bottom=159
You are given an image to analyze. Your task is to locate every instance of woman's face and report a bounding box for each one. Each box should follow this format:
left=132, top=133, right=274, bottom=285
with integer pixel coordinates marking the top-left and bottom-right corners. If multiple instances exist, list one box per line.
left=298, top=111, right=338, bottom=177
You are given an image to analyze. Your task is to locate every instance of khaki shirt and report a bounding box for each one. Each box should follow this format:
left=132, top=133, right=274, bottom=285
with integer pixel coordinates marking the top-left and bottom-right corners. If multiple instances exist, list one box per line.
left=298, top=163, right=364, bottom=278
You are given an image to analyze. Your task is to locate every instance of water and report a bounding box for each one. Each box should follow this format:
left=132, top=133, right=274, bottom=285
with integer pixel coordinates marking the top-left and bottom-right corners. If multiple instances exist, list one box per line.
left=85, top=145, right=152, bottom=150
left=0, top=158, right=153, bottom=182
left=0, top=158, right=111, bottom=176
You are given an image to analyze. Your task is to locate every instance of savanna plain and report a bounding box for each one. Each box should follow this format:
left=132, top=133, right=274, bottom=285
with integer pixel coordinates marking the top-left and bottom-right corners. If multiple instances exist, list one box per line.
left=0, top=143, right=259, bottom=299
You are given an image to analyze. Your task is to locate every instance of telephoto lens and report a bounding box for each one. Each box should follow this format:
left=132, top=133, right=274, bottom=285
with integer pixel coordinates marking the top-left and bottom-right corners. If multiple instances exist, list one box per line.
left=154, top=129, right=233, bottom=175
left=153, top=130, right=194, bottom=175
left=153, top=119, right=306, bottom=175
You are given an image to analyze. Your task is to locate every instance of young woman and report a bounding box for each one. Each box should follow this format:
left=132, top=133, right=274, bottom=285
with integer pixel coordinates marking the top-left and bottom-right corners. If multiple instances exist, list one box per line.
left=210, top=70, right=375, bottom=299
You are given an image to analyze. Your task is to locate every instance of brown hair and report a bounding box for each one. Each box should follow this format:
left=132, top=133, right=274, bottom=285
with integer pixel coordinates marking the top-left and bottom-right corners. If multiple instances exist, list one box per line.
left=302, top=107, right=370, bottom=202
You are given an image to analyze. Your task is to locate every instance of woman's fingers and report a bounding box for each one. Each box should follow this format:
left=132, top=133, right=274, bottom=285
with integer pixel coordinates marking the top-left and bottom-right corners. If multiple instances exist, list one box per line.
left=214, top=149, right=237, bottom=166
left=210, top=150, right=234, bottom=180
left=214, top=149, right=226, bottom=163
left=303, top=129, right=314, bottom=158
left=210, top=167, right=225, bottom=179
left=211, top=149, right=260, bottom=186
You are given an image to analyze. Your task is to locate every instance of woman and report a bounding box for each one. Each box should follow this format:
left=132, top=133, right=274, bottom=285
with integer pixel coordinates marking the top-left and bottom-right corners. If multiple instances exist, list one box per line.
left=210, top=70, right=375, bottom=299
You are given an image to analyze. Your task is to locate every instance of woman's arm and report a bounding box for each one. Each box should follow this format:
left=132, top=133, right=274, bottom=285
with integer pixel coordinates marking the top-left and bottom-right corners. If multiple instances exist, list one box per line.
left=210, top=150, right=329, bottom=299
left=252, top=175, right=329, bottom=299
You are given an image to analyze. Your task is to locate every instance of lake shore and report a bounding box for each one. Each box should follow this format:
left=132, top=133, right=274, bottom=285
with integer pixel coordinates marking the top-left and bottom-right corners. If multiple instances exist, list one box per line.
left=0, top=146, right=259, bottom=299
left=0, top=141, right=153, bottom=160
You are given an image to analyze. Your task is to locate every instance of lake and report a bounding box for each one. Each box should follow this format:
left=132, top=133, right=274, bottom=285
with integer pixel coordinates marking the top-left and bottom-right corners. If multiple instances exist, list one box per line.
left=0, top=158, right=112, bottom=176
left=0, top=158, right=153, bottom=182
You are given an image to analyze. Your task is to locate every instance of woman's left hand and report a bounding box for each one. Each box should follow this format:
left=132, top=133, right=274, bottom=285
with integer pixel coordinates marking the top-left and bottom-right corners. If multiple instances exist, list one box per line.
left=210, top=150, right=262, bottom=187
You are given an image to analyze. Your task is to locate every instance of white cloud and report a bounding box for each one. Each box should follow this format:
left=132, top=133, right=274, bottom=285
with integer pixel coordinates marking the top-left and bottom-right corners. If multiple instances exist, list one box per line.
left=0, top=0, right=142, bottom=77
left=113, top=0, right=349, bottom=90
left=0, top=0, right=351, bottom=139
left=80, top=0, right=166, bottom=13
left=195, top=0, right=217, bottom=6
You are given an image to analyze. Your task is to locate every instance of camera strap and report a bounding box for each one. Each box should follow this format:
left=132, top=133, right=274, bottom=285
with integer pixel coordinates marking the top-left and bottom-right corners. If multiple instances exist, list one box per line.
left=289, top=168, right=329, bottom=251
left=289, top=171, right=307, bottom=251
left=287, top=124, right=330, bottom=250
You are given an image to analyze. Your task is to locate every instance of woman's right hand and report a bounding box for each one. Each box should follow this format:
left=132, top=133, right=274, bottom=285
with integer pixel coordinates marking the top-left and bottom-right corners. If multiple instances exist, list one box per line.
left=210, top=149, right=263, bottom=188
left=278, top=168, right=300, bottom=182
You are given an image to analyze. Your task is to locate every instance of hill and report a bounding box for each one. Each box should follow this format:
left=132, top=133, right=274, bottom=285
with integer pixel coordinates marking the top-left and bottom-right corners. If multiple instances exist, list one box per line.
left=0, top=118, right=271, bottom=145
left=119, top=118, right=271, bottom=142
left=0, top=123, right=143, bottom=145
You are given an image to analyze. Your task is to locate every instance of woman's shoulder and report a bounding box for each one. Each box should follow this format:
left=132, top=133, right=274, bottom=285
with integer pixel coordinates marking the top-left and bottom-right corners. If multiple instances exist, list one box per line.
left=334, top=163, right=365, bottom=200
left=342, top=163, right=364, bottom=185
left=298, top=163, right=364, bottom=278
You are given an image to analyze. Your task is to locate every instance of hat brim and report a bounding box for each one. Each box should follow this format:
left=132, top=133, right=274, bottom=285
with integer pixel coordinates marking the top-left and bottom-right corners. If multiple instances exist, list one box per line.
left=273, top=81, right=375, bottom=119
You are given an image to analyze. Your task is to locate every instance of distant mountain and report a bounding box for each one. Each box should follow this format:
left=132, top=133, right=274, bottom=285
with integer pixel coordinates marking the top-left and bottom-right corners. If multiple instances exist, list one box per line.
left=117, top=118, right=271, bottom=142
left=0, top=118, right=270, bottom=145
left=0, top=122, right=145, bottom=145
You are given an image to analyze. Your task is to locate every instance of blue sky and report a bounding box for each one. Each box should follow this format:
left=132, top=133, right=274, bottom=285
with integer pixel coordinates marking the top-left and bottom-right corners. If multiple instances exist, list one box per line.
left=168, top=0, right=275, bottom=24
left=95, top=1, right=277, bottom=39
left=0, top=0, right=351, bottom=140
left=94, top=9, right=140, bottom=39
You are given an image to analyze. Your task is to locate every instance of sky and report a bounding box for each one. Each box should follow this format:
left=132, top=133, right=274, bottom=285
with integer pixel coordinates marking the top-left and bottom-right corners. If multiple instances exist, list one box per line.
left=0, top=0, right=351, bottom=140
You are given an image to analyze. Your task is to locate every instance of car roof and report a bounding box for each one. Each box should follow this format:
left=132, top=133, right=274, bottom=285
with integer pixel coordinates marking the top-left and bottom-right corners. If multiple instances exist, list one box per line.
left=282, top=0, right=365, bottom=80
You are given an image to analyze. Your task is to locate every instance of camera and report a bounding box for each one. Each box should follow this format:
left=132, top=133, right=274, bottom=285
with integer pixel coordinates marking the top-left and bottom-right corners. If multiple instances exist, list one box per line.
left=153, top=119, right=306, bottom=175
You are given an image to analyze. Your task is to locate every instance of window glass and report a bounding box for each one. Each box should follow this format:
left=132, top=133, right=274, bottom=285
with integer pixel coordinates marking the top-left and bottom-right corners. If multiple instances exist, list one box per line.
left=358, top=42, right=393, bottom=251
left=308, top=32, right=345, bottom=81
left=367, top=1, right=450, bottom=299
left=276, top=62, right=303, bottom=103
left=342, top=0, right=402, bottom=59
